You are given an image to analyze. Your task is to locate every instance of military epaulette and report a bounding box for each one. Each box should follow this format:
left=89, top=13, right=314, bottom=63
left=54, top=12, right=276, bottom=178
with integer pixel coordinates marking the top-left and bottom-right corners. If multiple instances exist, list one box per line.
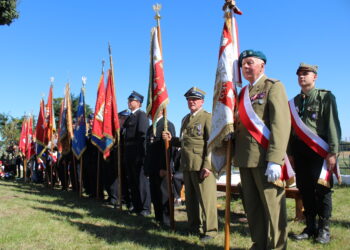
left=204, top=110, right=211, bottom=115
left=265, top=78, right=280, bottom=84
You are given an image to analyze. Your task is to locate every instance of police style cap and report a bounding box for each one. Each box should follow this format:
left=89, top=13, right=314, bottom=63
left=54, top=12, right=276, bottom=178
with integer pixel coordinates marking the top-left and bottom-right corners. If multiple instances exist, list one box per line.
left=184, top=87, right=206, bottom=99
left=128, top=90, right=144, bottom=103
left=118, top=109, right=130, bottom=117
left=296, top=63, right=318, bottom=75
left=88, top=113, right=94, bottom=120
left=239, top=49, right=267, bottom=67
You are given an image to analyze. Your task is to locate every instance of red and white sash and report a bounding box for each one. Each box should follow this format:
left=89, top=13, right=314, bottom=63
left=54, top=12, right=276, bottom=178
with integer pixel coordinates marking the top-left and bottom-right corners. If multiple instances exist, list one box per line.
left=289, top=98, right=341, bottom=187
left=238, top=85, right=295, bottom=186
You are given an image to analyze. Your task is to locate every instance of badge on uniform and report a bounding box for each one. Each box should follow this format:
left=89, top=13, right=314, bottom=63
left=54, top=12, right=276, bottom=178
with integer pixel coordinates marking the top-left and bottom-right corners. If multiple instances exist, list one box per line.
left=250, top=92, right=266, bottom=105
left=311, top=113, right=317, bottom=120
left=195, top=123, right=202, bottom=136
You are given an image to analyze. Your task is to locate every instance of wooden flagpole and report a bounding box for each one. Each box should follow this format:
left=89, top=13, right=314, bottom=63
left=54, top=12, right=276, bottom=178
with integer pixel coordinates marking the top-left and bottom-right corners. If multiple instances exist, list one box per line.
left=117, top=141, right=122, bottom=210
left=153, top=3, right=175, bottom=230
left=96, top=152, right=100, bottom=199
left=24, top=158, right=27, bottom=182
left=79, top=157, right=83, bottom=197
left=73, top=154, right=78, bottom=192
left=224, top=140, right=232, bottom=250
left=108, top=43, right=122, bottom=210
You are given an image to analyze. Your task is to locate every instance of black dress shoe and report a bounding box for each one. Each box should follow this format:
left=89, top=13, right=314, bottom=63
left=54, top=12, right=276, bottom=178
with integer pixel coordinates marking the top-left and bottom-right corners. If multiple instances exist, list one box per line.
left=291, top=229, right=315, bottom=241
left=200, top=235, right=214, bottom=242
left=139, top=210, right=151, bottom=217
left=128, top=208, right=139, bottom=214
left=315, top=228, right=330, bottom=244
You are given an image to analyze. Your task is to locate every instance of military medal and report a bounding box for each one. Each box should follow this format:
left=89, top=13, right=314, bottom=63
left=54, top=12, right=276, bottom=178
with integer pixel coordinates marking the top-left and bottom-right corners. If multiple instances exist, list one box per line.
left=196, top=124, right=202, bottom=136
left=258, top=99, right=264, bottom=104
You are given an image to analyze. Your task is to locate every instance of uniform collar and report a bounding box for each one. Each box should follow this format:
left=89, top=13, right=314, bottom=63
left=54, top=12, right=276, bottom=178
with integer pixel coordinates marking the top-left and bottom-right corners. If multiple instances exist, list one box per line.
left=191, top=107, right=203, bottom=117
left=301, top=87, right=316, bottom=97
left=131, top=108, right=140, bottom=114
left=250, top=73, right=265, bottom=87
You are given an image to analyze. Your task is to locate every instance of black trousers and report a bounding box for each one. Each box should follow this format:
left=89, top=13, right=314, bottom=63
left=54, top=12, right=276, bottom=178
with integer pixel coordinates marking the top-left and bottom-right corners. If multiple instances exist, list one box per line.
left=125, top=146, right=151, bottom=212
left=293, top=139, right=332, bottom=219
left=102, top=161, right=118, bottom=203
left=150, top=172, right=170, bottom=225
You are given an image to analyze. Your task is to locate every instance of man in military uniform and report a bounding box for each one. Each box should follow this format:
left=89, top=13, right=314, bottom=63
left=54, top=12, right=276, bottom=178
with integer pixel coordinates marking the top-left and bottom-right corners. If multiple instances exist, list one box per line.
left=144, top=110, right=176, bottom=227
left=288, top=63, right=341, bottom=244
left=118, top=109, right=132, bottom=209
left=163, top=87, right=218, bottom=241
left=123, top=91, right=151, bottom=216
left=234, top=50, right=290, bottom=249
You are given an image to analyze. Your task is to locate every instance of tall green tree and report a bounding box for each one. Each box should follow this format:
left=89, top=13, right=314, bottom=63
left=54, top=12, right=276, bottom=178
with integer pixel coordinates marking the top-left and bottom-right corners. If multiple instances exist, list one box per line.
left=0, top=0, right=19, bottom=26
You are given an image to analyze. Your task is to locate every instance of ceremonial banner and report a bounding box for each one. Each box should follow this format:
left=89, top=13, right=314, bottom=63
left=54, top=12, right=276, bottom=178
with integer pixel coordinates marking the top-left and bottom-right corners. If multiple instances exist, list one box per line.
left=208, top=10, right=242, bottom=173
left=19, top=118, right=28, bottom=155
left=59, top=83, right=74, bottom=155
left=238, top=86, right=295, bottom=186
left=91, top=73, right=108, bottom=153
left=26, top=116, right=35, bottom=160
left=289, top=99, right=341, bottom=187
left=45, top=85, right=56, bottom=147
left=35, top=99, right=47, bottom=157
left=102, top=69, right=119, bottom=159
left=72, top=88, right=87, bottom=159
left=146, top=26, right=169, bottom=134
left=57, top=99, right=64, bottom=153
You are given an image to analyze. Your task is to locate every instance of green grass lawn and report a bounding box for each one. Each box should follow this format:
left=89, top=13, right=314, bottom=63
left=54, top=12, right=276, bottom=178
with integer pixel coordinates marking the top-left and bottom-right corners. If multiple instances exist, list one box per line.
left=0, top=180, right=349, bottom=249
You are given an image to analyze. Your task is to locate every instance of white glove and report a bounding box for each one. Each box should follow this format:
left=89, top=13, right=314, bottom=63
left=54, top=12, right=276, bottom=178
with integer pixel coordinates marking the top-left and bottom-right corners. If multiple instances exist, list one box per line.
left=265, top=162, right=281, bottom=183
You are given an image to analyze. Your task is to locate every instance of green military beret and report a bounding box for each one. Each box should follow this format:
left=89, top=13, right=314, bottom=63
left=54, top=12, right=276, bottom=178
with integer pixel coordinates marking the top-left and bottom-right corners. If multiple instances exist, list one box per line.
left=239, top=49, right=267, bottom=67
left=296, top=63, right=318, bottom=75
left=184, top=87, right=206, bottom=99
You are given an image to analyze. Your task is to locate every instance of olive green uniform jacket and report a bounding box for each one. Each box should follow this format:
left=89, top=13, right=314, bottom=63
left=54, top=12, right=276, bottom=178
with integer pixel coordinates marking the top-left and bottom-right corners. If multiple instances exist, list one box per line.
left=234, top=75, right=290, bottom=250
left=172, top=108, right=218, bottom=235
left=288, top=87, right=341, bottom=154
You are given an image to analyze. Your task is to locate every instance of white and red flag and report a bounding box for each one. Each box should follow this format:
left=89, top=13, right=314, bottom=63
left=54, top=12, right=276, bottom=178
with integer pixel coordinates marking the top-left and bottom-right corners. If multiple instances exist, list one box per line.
left=208, top=10, right=242, bottom=173
left=146, top=26, right=169, bottom=134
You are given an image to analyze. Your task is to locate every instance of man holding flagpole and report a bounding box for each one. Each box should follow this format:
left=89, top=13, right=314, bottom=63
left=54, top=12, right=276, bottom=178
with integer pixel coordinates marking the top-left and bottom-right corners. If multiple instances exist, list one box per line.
left=234, top=50, right=290, bottom=249
left=288, top=63, right=341, bottom=244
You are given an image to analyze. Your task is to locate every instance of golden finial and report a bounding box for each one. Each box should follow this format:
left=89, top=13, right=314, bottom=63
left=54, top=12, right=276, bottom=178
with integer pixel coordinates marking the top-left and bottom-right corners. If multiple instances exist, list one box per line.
left=153, top=3, right=162, bottom=22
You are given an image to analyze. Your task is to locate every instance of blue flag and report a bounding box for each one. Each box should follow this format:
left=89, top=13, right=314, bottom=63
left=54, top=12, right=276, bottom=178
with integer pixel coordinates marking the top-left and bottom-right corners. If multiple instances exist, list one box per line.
left=72, top=88, right=87, bottom=159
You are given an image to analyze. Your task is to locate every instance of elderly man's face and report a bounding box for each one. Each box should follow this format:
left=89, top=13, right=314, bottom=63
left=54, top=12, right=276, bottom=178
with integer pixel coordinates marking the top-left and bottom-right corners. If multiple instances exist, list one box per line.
left=128, top=99, right=140, bottom=111
left=241, top=57, right=265, bottom=84
left=297, top=71, right=317, bottom=92
left=187, top=98, right=204, bottom=113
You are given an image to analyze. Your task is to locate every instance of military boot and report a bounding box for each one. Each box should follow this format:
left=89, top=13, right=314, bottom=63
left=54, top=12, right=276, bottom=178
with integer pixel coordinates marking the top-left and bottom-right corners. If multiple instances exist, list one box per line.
left=292, top=216, right=316, bottom=241
left=315, top=217, right=330, bottom=244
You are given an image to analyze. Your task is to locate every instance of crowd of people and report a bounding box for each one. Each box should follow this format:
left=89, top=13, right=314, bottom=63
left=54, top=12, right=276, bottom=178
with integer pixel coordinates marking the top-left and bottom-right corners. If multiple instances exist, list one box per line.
left=6, top=49, right=342, bottom=248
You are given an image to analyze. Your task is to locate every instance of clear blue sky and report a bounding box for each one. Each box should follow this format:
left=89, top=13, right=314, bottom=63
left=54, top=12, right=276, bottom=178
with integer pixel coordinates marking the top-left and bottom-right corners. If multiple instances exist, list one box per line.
left=1, top=0, right=349, bottom=140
